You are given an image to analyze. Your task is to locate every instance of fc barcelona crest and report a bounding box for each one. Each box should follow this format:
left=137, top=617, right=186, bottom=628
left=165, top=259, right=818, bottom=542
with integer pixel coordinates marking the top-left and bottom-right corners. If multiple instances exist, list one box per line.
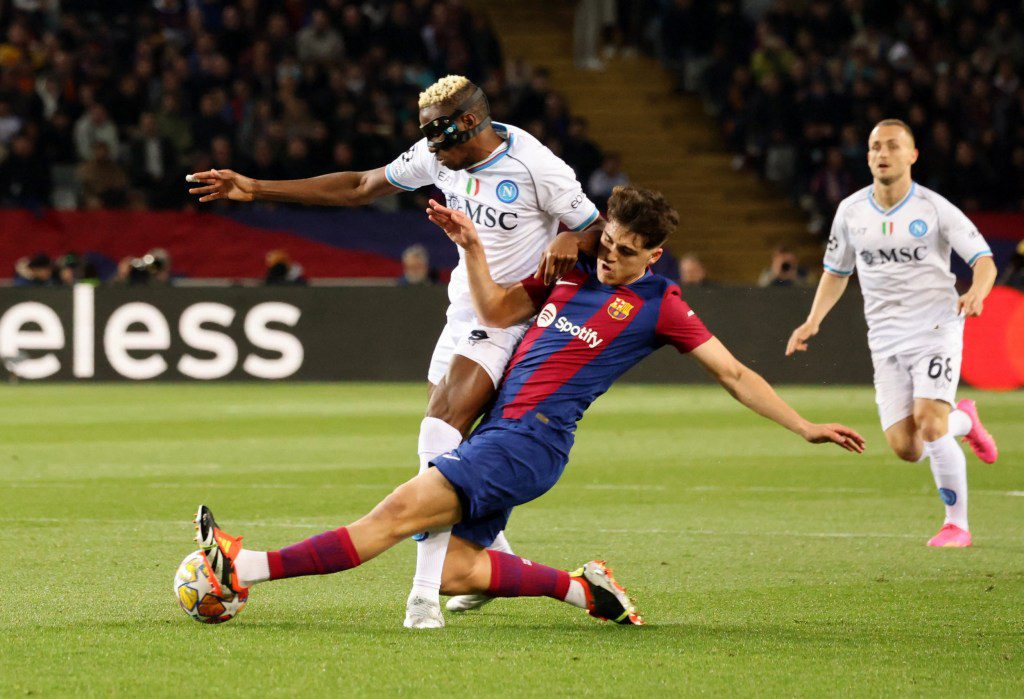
left=608, top=297, right=634, bottom=320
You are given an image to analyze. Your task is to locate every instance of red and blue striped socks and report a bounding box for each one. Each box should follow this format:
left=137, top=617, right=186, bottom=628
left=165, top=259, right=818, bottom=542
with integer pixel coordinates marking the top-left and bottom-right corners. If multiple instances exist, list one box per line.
left=267, top=527, right=362, bottom=580
left=485, top=550, right=572, bottom=601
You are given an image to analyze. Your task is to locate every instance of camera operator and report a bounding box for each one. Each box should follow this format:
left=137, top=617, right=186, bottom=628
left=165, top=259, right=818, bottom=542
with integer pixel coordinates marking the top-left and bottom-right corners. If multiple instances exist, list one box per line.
left=759, top=245, right=809, bottom=287
left=112, top=248, right=173, bottom=286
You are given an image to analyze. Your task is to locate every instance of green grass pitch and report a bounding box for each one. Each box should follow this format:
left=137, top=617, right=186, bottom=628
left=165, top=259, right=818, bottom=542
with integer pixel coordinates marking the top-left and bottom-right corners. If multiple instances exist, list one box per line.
left=1, top=383, right=1021, bottom=696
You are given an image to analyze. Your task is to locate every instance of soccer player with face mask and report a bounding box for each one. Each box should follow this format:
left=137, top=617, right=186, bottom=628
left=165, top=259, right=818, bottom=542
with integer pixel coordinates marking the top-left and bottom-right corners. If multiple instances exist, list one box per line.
left=187, top=75, right=604, bottom=627
left=786, top=119, right=999, bottom=548
left=192, top=186, right=864, bottom=629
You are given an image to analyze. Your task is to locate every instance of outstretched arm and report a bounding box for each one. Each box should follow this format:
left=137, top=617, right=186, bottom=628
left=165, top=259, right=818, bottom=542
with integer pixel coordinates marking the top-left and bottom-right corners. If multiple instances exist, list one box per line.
left=426, top=199, right=538, bottom=328
left=785, top=271, right=849, bottom=356
left=691, top=337, right=865, bottom=452
left=186, top=166, right=399, bottom=207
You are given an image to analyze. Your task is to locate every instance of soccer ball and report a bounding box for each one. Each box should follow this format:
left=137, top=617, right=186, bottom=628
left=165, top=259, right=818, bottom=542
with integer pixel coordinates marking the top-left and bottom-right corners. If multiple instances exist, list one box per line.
left=173, top=550, right=248, bottom=624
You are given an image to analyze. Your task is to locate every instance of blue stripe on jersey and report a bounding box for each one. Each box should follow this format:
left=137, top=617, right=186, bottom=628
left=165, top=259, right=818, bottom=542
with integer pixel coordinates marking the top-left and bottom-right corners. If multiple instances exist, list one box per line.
left=823, top=264, right=854, bottom=276
left=467, top=135, right=514, bottom=173
left=867, top=182, right=916, bottom=215
left=570, top=208, right=600, bottom=231
left=384, top=164, right=417, bottom=191
left=967, top=250, right=992, bottom=266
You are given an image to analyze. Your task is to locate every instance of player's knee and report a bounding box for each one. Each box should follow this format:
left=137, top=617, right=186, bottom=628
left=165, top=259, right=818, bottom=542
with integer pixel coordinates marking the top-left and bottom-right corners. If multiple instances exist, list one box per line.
left=885, top=429, right=922, bottom=462
left=367, top=488, right=421, bottom=540
left=918, top=419, right=948, bottom=443
left=891, top=444, right=922, bottom=462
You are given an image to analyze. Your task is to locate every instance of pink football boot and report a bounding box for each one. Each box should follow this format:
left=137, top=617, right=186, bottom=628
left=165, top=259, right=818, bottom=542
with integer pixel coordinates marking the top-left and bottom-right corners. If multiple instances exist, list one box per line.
left=957, top=399, right=998, bottom=464
left=927, top=523, right=972, bottom=548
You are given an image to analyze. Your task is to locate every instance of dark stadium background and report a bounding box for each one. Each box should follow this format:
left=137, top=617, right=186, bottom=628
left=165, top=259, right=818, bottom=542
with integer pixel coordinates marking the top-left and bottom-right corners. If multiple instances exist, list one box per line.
left=0, top=0, right=1021, bottom=388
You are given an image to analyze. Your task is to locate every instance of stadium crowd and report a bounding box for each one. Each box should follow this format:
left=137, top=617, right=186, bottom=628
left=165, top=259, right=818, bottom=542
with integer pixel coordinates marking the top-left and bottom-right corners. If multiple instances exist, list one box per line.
left=0, top=0, right=610, bottom=212
left=649, top=0, right=1024, bottom=233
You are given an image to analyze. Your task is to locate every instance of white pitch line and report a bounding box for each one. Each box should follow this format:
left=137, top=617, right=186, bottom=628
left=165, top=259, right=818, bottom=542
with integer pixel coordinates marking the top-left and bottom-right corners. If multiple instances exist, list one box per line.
left=1, top=517, right=1019, bottom=544
left=4, top=482, right=1024, bottom=498
left=550, top=526, right=946, bottom=541
left=0, top=516, right=332, bottom=530
left=684, top=485, right=875, bottom=494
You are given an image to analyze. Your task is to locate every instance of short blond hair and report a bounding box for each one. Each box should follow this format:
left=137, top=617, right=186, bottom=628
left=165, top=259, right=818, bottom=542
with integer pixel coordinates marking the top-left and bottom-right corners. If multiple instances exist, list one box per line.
left=418, top=75, right=473, bottom=110
left=872, top=118, right=915, bottom=145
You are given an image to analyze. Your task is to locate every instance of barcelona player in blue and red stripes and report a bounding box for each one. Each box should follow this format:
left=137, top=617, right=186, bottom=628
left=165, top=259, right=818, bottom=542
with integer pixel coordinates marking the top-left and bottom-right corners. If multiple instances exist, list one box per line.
left=193, top=186, right=865, bottom=627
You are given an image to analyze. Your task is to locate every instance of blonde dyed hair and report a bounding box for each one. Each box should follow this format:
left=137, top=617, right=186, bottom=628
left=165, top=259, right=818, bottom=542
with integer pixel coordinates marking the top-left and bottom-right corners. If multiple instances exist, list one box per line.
left=418, top=75, right=473, bottom=109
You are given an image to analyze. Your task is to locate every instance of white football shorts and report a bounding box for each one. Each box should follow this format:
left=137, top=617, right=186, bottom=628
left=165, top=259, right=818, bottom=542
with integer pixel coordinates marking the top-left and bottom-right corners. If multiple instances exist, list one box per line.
left=427, top=305, right=529, bottom=388
left=872, top=336, right=962, bottom=430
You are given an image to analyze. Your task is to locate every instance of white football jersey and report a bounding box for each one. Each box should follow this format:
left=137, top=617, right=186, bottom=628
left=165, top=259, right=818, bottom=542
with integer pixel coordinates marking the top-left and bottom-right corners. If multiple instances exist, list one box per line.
left=385, top=122, right=600, bottom=314
left=824, top=182, right=992, bottom=358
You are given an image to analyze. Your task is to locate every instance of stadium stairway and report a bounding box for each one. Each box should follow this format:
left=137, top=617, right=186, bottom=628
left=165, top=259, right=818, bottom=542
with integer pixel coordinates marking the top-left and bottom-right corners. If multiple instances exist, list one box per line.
left=466, top=0, right=813, bottom=284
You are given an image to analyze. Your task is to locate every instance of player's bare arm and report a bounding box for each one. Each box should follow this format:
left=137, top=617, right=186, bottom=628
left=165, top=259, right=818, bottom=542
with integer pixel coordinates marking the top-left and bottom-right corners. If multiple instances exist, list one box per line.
left=186, top=166, right=399, bottom=207
left=427, top=199, right=536, bottom=328
left=785, top=272, right=849, bottom=356
left=692, top=337, right=865, bottom=452
left=957, top=256, right=996, bottom=317
left=536, top=219, right=606, bottom=284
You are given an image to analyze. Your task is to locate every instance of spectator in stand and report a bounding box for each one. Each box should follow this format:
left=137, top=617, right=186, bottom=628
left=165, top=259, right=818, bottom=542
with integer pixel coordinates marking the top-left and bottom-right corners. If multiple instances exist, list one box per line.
left=588, top=154, right=629, bottom=210
left=265, top=249, right=307, bottom=286
left=147, top=249, right=173, bottom=285
left=296, top=9, right=344, bottom=65
left=156, top=93, right=193, bottom=157
left=56, top=253, right=101, bottom=286
left=128, top=112, right=177, bottom=208
left=573, top=0, right=616, bottom=71
left=398, top=244, right=438, bottom=286
left=949, top=141, right=997, bottom=212
left=0, top=133, right=51, bottom=207
left=997, top=240, right=1024, bottom=290
left=808, top=147, right=855, bottom=221
left=282, top=137, right=317, bottom=180
left=0, top=1, right=601, bottom=218
left=758, top=245, right=809, bottom=288
left=0, top=97, right=22, bottom=144
left=563, top=117, right=603, bottom=188
left=648, top=1, right=1024, bottom=215
left=249, top=138, right=281, bottom=182
left=78, top=142, right=129, bottom=209
left=13, top=254, right=55, bottom=286
left=678, top=254, right=713, bottom=287
left=112, top=249, right=173, bottom=286
left=73, top=105, right=120, bottom=162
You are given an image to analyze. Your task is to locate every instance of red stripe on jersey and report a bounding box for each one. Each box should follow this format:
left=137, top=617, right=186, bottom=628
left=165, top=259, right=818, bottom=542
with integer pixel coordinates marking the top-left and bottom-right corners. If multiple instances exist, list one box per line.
left=502, top=286, right=646, bottom=419
left=502, top=271, right=589, bottom=380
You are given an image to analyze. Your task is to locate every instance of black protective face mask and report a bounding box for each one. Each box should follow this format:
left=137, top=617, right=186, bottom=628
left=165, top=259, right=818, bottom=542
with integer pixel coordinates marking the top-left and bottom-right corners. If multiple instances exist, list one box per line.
left=420, top=88, right=492, bottom=152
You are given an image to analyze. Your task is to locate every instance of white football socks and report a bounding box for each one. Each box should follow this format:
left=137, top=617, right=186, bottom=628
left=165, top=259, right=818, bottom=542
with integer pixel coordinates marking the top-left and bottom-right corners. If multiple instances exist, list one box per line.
left=410, top=417, right=463, bottom=603
left=924, top=432, right=969, bottom=530
left=948, top=408, right=972, bottom=438
left=489, top=530, right=515, bottom=555
left=417, top=416, right=462, bottom=476
left=234, top=549, right=270, bottom=588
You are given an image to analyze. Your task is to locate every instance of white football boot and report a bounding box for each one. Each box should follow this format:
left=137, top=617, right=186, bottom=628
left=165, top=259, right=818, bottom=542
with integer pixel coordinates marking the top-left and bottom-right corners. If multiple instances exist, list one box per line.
left=403, top=594, right=445, bottom=629
left=445, top=594, right=494, bottom=612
